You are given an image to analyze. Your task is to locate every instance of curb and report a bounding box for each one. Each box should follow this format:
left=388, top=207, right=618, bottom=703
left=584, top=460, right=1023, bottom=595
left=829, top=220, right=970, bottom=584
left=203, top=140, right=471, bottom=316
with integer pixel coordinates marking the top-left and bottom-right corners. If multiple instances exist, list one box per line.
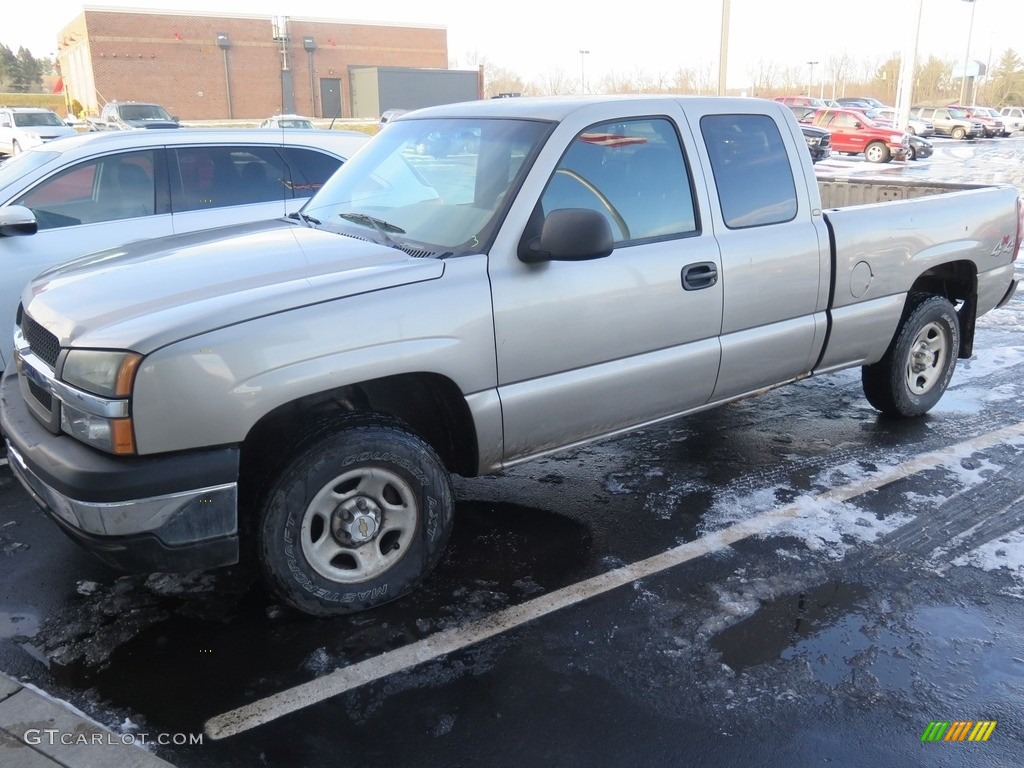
left=0, top=674, right=175, bottom=768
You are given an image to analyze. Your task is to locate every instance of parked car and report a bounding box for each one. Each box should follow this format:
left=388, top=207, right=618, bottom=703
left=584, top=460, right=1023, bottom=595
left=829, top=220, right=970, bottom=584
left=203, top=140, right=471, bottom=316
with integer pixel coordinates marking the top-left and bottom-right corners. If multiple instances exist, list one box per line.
left=906, top=134, right=934, bottom=161
left=873, top=107, right=935, bottom=136
left=260, top=114, right=316, bottom=130
left=799, top=124, right=831, bottom=163
left=0, top=107, right=77, bottom=156
left=5, top=96, right=1020, bottom=616
left=911, top=107, right=982, bottom=140
left=947, top=105, right=1005, bottom=137
left=998, top=106, right=1024, bottom=133
left=0, top=128, right=368, bottom=367
left=379, top=109, right=409, bottom=126
left=836, top=97, right=886, bottom=109
left=89, top=101, right=180, bottom=131
left=803, top=107, right=909, bottom=162
left=775, top=96, right=827, bottom=109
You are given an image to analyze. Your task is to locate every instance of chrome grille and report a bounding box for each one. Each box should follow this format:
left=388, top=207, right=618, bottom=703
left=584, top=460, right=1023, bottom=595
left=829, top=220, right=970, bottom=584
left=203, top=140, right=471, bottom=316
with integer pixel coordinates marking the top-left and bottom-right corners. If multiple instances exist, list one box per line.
left=21, top=313, right=60, bottom=368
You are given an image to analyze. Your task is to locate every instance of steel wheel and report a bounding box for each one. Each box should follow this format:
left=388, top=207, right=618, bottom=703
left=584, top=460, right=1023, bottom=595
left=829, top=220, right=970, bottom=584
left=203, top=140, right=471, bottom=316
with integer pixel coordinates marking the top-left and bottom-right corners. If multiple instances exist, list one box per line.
left=905, top=321, right=949, bottom=396
left=301, top=466, right=418, bottom=583
left=258, top=413, right=455, bottom=616
left=862, top=294, right=959, bottom=417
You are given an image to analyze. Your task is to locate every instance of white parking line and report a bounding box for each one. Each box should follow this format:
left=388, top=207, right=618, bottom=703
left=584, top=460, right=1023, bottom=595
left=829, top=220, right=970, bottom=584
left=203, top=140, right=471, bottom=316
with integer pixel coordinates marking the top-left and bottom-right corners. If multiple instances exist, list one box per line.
left=204, top=420, right=1024, bottom=740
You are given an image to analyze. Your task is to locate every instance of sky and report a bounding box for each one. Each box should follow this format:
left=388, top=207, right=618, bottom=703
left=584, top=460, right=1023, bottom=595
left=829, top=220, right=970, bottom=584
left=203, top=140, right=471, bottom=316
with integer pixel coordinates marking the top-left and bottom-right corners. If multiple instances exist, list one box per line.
left=4, top=0, right=1023, bottom=91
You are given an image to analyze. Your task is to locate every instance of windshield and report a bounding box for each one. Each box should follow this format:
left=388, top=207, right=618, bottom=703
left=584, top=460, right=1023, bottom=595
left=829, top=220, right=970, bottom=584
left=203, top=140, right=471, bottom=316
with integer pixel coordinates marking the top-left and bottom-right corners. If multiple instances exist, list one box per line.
left=279, top=119, right=314, bottom=129
left=301, top=118, right=550, bottom=256
left=947, top=108, right=969, bottom=118
left=0, top=150, right=59, bottom=198
left=13, top=112, right=66, bottom=127
left=120, top=104, right=172, bottom=121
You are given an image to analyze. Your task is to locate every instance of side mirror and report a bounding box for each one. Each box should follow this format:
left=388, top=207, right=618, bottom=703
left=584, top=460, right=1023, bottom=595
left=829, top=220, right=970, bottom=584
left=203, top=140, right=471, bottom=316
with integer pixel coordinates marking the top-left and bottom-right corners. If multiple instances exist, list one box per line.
left=520, top=208, right=614, bottom=264
left=172, top=116, right=180, bottom=122
left=854, top=121, right=863, bottom=129
left=0, top=206, right=38, bottom=237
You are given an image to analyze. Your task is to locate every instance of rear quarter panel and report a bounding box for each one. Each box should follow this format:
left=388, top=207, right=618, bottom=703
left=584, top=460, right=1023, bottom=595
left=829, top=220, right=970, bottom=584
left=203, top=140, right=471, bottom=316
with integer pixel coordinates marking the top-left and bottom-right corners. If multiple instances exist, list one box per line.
left=816, top=185, right=1020, bottom=370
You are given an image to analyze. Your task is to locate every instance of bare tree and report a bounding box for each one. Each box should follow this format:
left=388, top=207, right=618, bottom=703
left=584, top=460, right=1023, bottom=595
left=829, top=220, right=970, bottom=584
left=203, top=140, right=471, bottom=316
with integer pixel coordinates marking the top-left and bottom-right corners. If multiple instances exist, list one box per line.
left=668, top=67, right=698, bottom=94
left=485, top=66, right=528, bottom=99
left=533, top=68, right=576, bottom=96
left=599, top=70, right=637, bottom=95
left=872, top=53, right=901, bottom=103
left=693, top=62, right=715, bottom=95
left=746, top=59, right=781, bottom=97
left=825, top=52, right=854, bottom=100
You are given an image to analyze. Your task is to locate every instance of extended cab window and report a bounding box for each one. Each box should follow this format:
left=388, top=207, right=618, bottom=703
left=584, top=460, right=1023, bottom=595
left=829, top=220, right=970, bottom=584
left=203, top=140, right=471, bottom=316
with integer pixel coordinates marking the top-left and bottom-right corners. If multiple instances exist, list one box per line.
left=13, top=150, right=156, bottom=230
left=700, top=114, right=797, bottom=229
left=540, top=118, right=697, bottom=243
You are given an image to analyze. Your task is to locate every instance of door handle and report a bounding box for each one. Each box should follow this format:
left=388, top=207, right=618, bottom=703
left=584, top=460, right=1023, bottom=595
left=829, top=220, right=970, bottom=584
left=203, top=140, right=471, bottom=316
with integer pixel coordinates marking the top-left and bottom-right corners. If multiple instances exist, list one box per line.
left=681, top=262, right=718, bottom=291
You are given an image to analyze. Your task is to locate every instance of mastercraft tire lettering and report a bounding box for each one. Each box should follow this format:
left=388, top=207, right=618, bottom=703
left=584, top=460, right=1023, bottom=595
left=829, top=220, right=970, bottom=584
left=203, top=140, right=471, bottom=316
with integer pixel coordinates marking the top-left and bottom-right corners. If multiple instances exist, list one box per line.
left=258, top=415, right=454, bottom=616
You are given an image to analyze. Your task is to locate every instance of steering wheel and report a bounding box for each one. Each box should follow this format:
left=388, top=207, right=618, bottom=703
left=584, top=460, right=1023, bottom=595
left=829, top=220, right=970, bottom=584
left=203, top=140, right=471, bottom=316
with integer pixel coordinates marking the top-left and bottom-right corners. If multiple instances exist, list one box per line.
left=552, top=168, right=630, bottom=241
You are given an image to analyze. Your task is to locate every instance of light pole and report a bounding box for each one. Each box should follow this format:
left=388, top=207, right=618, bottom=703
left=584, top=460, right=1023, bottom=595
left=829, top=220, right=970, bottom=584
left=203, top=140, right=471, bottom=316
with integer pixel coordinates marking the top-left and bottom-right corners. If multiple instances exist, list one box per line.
left=807, top=61, right=818, bottom=97
left=579, top=50, right=589, bottom=94
left=718, top=0, right=731, bottom=96
left=959, top=0, right=977, bottom=105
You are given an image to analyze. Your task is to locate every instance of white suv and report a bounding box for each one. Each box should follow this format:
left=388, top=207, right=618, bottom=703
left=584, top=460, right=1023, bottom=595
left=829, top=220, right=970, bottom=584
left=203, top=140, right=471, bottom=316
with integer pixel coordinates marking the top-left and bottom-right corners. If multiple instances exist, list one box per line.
left=0, top=128, right=368, bottom=366
left=0, top=107, right=77, bottom=156
left=999, top=107, right=1024, bottom=134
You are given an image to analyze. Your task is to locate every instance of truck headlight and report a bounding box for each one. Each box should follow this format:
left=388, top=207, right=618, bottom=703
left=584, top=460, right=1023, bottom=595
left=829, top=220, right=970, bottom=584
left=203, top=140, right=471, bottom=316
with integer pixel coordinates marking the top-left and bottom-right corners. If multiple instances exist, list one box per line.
left=62, top=350, right=141, bottom=397
left=60, top=404, right=136, bottom=454
left=59, top=350, right=141, bottom=454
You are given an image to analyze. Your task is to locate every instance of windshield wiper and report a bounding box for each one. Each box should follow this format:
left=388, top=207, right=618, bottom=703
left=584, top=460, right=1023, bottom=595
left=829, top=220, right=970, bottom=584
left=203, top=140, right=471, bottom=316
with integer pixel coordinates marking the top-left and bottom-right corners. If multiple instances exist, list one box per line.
left=338, top=212, right=406, bottom=247
left=287, top=211, right=321, bottom=227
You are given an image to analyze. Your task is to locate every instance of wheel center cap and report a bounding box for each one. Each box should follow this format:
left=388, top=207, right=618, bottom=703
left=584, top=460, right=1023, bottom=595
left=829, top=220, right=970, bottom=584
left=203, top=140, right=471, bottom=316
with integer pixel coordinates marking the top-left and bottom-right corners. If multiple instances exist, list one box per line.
left=332, top=497, right=382, bottom=545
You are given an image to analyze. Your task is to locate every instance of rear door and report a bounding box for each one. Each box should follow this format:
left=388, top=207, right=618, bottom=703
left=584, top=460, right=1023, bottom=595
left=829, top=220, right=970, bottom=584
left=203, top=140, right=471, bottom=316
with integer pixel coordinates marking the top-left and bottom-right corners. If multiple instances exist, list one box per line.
left=688, top=104, right=829, bottom=401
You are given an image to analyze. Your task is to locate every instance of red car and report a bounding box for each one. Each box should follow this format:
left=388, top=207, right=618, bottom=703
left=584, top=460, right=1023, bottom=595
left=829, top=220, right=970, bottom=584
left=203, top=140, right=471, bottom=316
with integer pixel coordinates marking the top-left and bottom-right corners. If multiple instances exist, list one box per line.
left=802, top=108, right=909, bottom=163
left=947, top=105, right=1007, bottom=137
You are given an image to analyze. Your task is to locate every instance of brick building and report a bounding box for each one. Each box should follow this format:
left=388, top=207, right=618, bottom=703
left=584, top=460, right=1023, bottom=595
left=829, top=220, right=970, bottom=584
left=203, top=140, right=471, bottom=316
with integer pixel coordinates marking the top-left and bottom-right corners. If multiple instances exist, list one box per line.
left=56, top=7, right=475, bottom=120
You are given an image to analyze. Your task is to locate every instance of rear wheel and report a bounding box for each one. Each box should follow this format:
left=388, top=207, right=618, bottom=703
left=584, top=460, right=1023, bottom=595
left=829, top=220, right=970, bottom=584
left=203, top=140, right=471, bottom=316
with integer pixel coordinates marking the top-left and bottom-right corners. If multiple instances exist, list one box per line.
left=257, top=414, right=455, bottom=616
left=951, top=126, right=967, bottom=140
left=864, top=141, right=891, bottom=163
left=862, top=294, right=960, bottom=417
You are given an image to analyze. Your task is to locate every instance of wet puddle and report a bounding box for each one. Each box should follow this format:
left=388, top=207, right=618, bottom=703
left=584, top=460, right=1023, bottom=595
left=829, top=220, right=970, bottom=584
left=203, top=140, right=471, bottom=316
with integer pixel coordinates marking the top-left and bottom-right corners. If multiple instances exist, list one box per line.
left=711, top=581, right=870, bottom=672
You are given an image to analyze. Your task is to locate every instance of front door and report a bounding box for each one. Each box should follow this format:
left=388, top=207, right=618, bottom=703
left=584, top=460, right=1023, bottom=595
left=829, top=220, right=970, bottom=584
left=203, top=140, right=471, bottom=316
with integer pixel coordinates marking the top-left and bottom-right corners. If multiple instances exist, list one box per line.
left=491, top=110, right=723, bottom=462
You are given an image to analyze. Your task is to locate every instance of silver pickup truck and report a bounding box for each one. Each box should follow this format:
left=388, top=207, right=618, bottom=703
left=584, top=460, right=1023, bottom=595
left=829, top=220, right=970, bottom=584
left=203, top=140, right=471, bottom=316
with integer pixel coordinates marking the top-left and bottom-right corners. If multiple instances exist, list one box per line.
left=2, top=96, right=1021, bottom=616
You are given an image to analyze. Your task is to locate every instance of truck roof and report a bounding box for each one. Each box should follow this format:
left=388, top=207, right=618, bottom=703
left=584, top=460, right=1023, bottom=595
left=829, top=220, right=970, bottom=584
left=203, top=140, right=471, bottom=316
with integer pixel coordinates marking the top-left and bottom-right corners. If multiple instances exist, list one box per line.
left=398, top=95, right=779, bottom=123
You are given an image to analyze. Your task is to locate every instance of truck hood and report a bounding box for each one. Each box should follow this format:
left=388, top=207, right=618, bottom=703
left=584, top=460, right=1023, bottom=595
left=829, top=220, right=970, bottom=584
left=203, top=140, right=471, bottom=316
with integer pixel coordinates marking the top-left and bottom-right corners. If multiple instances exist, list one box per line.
left=125, top=120, right=181, bottom=129
left=21, top=219, right=445, bottom=354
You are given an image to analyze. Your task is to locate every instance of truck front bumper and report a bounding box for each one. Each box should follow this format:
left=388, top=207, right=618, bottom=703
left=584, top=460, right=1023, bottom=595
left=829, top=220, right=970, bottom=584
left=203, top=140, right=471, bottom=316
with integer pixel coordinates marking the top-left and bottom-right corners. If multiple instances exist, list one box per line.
left=1, top=367, right=239, bottom=573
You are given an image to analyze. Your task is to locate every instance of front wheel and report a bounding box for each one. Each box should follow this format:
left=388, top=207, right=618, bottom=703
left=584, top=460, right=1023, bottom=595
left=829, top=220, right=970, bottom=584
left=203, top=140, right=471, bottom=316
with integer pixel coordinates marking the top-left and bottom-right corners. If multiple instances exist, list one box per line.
left=951, top=126, right=967, bottom=140
left=862, top=294, right=960, bottom=417
left=864, top=142, right=891, bottom=163
left=258, top=414, right=455, bottom=616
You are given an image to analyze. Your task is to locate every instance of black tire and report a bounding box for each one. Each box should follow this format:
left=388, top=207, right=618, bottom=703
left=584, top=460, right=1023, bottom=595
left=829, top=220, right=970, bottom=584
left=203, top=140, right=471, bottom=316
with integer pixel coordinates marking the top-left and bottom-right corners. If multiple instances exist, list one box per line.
left=258, top=413, right=454, bottom=616
left=906, top=144, right=917, bottom=161
left=951, top=126, right=966, bottom=140
left=864, top=141, right=891, bottom=163
left=862, top=294, right=960, bottom=417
